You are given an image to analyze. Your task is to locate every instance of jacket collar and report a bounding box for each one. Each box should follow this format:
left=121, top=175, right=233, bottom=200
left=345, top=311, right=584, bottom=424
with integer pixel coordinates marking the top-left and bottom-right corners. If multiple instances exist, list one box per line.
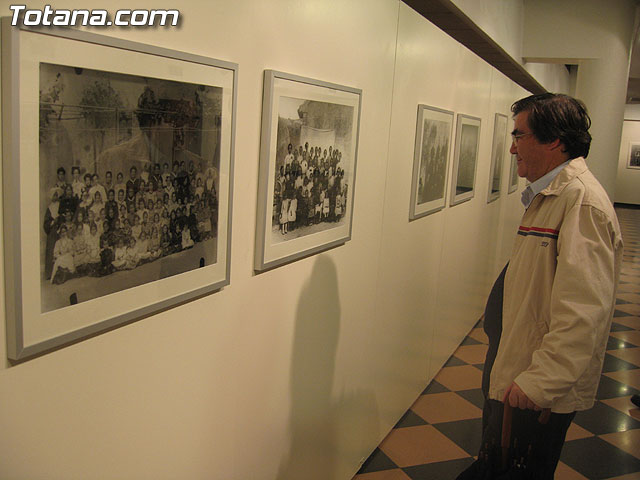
left=540, top=157, right=588, bottom=196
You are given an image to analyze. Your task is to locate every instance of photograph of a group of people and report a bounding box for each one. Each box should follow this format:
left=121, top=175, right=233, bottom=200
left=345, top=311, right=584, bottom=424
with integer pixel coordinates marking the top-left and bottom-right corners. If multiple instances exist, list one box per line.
left=271, top=97, right=355, bottom=243
left=417, top=118, right=451, bottom=205
left=39, top=62, right=222, bottom=312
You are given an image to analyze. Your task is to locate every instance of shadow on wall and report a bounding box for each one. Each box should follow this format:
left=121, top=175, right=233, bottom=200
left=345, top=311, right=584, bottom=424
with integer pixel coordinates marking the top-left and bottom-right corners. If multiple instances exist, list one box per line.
left=277, top=254, right=380, bottom=480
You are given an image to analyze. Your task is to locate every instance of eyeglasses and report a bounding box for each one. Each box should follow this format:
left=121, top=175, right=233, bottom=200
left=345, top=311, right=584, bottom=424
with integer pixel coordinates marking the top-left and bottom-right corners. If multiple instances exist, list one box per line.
left=511, top=132, right=534, bottom=143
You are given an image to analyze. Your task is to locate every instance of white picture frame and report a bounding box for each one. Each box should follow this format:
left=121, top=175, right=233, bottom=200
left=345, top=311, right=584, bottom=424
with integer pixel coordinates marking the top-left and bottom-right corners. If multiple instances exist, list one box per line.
left=450, top=114, right=481, bottom=207
left=627, top=142, right=640, bottom=169
left=409, top=104, right=454, bottom=220
left=254, top=70, right=362, bottom=272
left=2, top=20, right=237, bottom=360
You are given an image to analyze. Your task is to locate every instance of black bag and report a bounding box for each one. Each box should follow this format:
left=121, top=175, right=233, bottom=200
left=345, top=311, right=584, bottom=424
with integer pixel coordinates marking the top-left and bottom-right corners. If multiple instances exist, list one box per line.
left=456, top=402, right=551, bottom=480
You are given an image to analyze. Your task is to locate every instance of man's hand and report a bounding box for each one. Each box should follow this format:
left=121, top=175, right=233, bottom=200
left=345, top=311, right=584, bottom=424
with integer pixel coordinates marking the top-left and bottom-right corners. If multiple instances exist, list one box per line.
left=503, top=382, right=541, bottom=411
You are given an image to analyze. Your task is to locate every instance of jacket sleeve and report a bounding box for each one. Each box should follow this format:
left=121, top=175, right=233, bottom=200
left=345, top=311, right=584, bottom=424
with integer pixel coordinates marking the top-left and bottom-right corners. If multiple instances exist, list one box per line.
left=514, top=203, right=620, bottom=408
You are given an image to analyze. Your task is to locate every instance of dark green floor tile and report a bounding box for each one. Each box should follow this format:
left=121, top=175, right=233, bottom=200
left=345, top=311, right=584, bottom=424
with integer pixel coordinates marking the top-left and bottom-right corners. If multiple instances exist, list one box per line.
left=403, top=457, right=476, bottom=479
left=561, top=436, right=640, bottom=479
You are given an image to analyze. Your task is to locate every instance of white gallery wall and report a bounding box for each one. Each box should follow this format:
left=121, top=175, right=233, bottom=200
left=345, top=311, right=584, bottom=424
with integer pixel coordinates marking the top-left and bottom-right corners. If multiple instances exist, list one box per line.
left=616, top=105, right=640, bottom=205
left=523, top=0, right=637, bottom=199
left=0, top=1, right=572, bottom=479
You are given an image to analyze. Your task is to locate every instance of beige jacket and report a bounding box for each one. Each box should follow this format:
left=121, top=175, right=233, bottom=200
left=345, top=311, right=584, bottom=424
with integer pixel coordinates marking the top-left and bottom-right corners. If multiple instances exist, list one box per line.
left=488, top=157, right=623, bottom=413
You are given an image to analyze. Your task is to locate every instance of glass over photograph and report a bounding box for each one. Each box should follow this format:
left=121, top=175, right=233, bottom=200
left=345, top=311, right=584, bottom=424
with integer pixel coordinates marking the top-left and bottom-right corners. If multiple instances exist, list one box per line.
left=451, top=114, right=481, bottom=206
left=271, top=96, right=353, bottom=243
left=628, top=142, right=640, bottom=169
left=409, top=105, right=453, bottom=220
left=39, top=63, right=222, bottom=313
left=255, top=70, right=361, bottom=272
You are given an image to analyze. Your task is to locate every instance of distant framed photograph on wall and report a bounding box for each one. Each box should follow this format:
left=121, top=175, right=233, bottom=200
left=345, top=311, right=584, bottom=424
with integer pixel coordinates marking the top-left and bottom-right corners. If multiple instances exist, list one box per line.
left=2, top=21, right=237, bottom=360
left=487, top=113, right=508, bottom=203
left=450, top=114, right=481, bottom=206
left=628, top=142, right=640, bottom=169
left=254, top=70, right=362, bottom=271
left=409, top=105, right=454, bottom=220
left=508, top=154, right=519, bottom=193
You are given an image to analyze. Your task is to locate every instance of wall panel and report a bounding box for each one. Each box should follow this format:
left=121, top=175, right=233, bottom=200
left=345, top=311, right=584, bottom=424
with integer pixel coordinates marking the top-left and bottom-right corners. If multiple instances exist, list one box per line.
left=0, top=1, right=561, bottom=479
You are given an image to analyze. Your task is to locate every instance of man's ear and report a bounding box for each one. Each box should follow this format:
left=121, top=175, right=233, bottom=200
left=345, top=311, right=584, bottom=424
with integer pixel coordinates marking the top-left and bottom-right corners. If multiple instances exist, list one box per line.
left=546, top=138, right=563, bottom=151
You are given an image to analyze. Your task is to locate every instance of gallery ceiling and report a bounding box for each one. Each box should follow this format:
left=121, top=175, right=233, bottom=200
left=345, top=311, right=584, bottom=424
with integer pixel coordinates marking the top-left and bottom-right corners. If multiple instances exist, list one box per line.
left=403, top=0, right=640, bottom=104
left=402, top=0, right=546, bottom=95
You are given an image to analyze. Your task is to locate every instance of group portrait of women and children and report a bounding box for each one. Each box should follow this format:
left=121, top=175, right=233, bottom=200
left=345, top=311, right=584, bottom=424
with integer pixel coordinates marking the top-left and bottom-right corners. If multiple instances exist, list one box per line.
left=39, top=64, right=221, bottom=311
left=270, top=97, right=355, bottom=243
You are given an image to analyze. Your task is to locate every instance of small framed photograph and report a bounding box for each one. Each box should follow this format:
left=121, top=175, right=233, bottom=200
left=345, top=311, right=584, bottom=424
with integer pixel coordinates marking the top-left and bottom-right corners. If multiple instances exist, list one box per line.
left=628, top=142, right=640, bottom=169
left=487, top=113, right=508, bottom=203
left=254, top=70, right=362, bottom=271
left=508, top=154, right=519, bottom=193
left=2, top=20, right=237, bottom=360
left=450, top=114, right=481, bottom=206
left=409, top=105, right=454, bottom=220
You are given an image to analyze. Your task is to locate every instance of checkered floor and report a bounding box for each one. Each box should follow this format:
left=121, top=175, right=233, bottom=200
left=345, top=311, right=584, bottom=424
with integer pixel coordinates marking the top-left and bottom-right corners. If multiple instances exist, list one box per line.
left=353, top=205, right=640, bottom=480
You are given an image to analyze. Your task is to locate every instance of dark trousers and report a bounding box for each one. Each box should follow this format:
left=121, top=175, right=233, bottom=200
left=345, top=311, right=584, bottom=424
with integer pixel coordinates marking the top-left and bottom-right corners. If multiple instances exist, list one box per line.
left=479, top=264, right=575, bottom=479
left=480, top=399, right=575, bottom=479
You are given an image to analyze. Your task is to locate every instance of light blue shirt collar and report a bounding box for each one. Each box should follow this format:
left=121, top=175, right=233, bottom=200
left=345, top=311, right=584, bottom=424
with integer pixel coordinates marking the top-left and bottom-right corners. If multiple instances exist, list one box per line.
left=520, top=160, right=571, bottom=208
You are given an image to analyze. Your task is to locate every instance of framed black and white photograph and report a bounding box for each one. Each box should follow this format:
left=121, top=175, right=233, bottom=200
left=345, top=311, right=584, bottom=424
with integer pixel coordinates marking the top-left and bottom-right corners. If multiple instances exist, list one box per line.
left=628, top=142, right=640, bottom=169
left=409, top=105, right=454, bottom=220
left=487, top=113, right=508, bottom=203
left=2, top=20, right=237, bottom=360
left=254, top=70, right=361, bottom=271
left=450, top=114, right=481, bottom=206
left=508, top=154, right=519, bottom=193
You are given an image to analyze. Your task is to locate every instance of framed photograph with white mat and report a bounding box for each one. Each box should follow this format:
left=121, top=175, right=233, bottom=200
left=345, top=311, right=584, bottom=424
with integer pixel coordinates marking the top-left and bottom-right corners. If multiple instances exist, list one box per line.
left=409, top=104, right=454, bottom=220
left=450, top=113, right=481, bottom=206
left=2, top=20, right=237, bottom=360
left=627, top=142, right=640, bottom=169
left=254, top=70, right=362, bottom=272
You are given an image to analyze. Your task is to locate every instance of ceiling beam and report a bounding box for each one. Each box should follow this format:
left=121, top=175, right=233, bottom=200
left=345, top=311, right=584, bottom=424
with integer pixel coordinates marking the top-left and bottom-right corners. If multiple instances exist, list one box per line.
left=402, top=0, right=547, bottom=95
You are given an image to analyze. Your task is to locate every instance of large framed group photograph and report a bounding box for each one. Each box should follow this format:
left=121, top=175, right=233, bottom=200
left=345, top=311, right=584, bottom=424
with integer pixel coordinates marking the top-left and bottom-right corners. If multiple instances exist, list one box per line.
left=2, top=20, right=237, bottom=360
left=409, top=105, right=454, bottom=220
left=254, top=70, right=362, bottom=271
left=450, top=114, right=481, bottom=206
left=487, top=113, right=508, bottom=203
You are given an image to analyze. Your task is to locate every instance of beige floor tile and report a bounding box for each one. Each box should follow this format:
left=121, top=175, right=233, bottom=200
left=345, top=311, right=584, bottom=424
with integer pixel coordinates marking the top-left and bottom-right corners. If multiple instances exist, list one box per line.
left=601, top=429, right=640, bottom=459
left=610, top=330, right=640, bottom=347
left=453, top=344, right=488, bottom=365
left=379, top=425, right=469, bottom=467
left=411, top=392, right=482, bottom=424
left=619, top=284, right=640, bottom=294
left=434, top=365, right=483, bottom=391
left=468, top=327, right=489, bottom=345
left=621, top=275, right=640, bottom=285
left=565, top=422, right=594, bottom=441
left=617, top=293, right=640, bottom=304
left=607, top=347, right=640, bottom=367
left=616, top=304, right=640, bottom=316
left=612, top=317, right=640, bottom=331
left=601, top=396, right=640, bottom=420
left=605, top=369, right=640, bottom=390
left=554, top=462, right=589, bottom=480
